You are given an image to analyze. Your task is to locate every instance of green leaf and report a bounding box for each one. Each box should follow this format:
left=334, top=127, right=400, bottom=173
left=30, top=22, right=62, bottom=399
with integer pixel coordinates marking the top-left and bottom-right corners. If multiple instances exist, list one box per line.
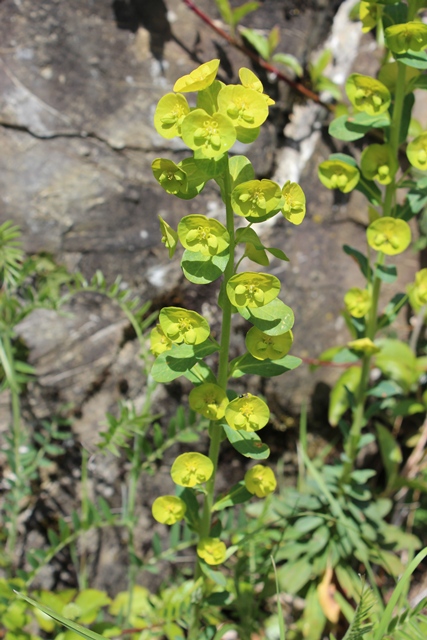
left=375, top=263, right=397, bottom=283
left=272, top=52, right=303, bottom=77
left=235, top=226, right=289, bottom=262
left=237, top=298, right=294, bottom=335
left=343, top=245, right=371, bottom=279
left=151, top=341, right=218, bottom=383
left=240, top=28, right=270, bottom=60
left=181, top=249, right=229, bottom=284
left=329, top=112, right=390, bottom=142
left=375, top=338, right=419, bottom=393
left=15, top=592, right=106, bottom=640
left=277, top=558, right=313, bottom=595
left=231, top=2, right=259, bottom=27
left=223, top=424, right=270, bottom=459
left=213, top=482, right=253, bottom=511
left=230, top=353, right=301, bottom=378
left=376, top=423, right=402, bottom=489
left=328, top=366, right=362, bottom=426
left=395, top=50, right=427, bottom=69
left=215, top=0, right=232, bottom=24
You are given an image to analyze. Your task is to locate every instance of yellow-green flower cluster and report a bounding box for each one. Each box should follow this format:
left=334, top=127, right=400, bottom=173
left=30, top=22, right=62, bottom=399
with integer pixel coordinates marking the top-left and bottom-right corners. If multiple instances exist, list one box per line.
left=366, top=217, right=411, bottom=256
left=360, top=144, right=397, bottom=186
left=227, top=272, right=281, bottom=308
left=189, top=382, right=229, bottom=420
left=159, top=306, right=210, bottom=345
left=407, top=133, right=427, bottom=171
left=178, top=215, right=229, bottom=256
left=318, top=160, right=360, bottom=193
left=346, top=74, right=390, bottom=116
left=344, top=288, right=371, bottom=319
left=244, top=465, right=277, bottom=497
left=224, top=393, right=270, bottom=432
left=154, top=59, right=271, bottom=158
left=407, top=269, right=427, bottom=312
left=246, top=326, right=293, bottom=360
left=385, top=21, right=427, bottom=54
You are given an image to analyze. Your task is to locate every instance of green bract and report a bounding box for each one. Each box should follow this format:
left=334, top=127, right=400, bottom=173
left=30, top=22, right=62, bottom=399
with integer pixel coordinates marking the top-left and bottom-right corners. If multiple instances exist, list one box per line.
left=181, top=109, right=236, bottom=158
left=360, top=1, right=382, bottom=34
left=407, top=132, right=427, bottom=170
left=366, top=217, right=411, bottom=255
left=281, top=181, right=306, bottom=225
left=378, top=62, right=420, bottom=93
left=177, top=215, right=230, bottom=256
left=360, top=144, right=397, bottom=185
left=189, top=382, right=229, bottom=420
left=173, top=59, right=220, bottom=93
left=346, top=74, right=391, bottom=116
left=217, top=84, right=269, bottom=129
left=227, top=272, right=281, bottom=308
left=159, top=307, right=210, bottom=345
left=154, top=93, right=190, bottom=139
left=197, top=537, right=227, bottom=565
left=318, top=160, right=360, bottom=193
left=245, top=326, right=293, bottom=361
left=150, top=323, right=173, bottom=357
left=407, top=268, right=427, bottom=311
left=239, top=67, right=275, bottom=106
left=158, top=216, right=178, bottom=259
left=231, top=179, right=283, bottom=221
left=171, top=452, right=214, bottom=487
left=385, top=22, right=427, bottom=54
left=224, top=394, right=270, bottom=432
left=152, top=158, right=188, bottom=196
left=344, top=288, right=371, bottom=318
left=347, top=338, right=380, bottom=355
left=152, top=496, right=187, bottom=525
left=244, top=464, right=277, bottom=497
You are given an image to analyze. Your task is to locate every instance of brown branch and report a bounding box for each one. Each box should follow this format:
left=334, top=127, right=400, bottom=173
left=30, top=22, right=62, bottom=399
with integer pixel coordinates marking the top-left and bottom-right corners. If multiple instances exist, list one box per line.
left=181, top=0, right=334, bottom=111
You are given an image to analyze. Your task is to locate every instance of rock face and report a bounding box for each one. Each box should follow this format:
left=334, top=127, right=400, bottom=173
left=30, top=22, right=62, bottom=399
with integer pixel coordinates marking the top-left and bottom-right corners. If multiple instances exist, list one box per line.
left=0, top=0, right=419, bottom=590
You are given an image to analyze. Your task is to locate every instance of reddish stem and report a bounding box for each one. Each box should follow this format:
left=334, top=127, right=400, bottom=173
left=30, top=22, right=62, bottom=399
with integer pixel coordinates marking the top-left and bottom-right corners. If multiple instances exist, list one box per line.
left=181, top=0, right=333, bottom=109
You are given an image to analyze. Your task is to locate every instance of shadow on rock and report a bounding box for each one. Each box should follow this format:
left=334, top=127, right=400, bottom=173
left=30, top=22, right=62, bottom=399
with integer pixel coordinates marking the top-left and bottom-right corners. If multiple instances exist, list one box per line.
left=112, top=0, right=171, bottom=59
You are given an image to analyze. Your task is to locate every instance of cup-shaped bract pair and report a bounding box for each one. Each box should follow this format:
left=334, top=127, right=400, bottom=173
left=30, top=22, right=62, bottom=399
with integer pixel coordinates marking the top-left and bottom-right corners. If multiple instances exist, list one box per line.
left=346, top=74, right=391, bottom=116
left=173, top=59, right=220, bottom=93
left=225, top=393, right=270, bottom=432
left=360, top=1, right=382, bottom=34
left=178, top=215, right=230, bottom=256
left=366, top=217, right=411, bottom=255
left=360, top=144, right=397, bottom=185
left=239, top=67, right=275, bottom=106
left=158, top=216, right=178, bottom=259
left=347, top=338, right=380, bottom=356
left=197, top=537, right=227, bottom=565
left=171, top=452, right=214, bottom=488
left=152, top=496, right=187, bottom=525
left=318, top=160, right=360, bottom=193
left=344, top=288, right=371, bottom=318
left=281, top=181, right=306, bottom=225
left=152, top=159, right=187, bottom=196
left=246, top=326, right=293, bottom=361
left=244, top=465, right=277, bottom=498
left=181, top=109, right=237, bottom=159
left=227, top=272, right=281, bottom=308
left=407, top=268, right=427, bottom=312
left=385, top=21, right=427, bottom=54
left=189, top=382, right=229, bottom=420
left=217, top=84, right=269, bottom=130
left=407, top=133, right=427, bottom=171
left=231, top=179, right=283, bottom=221
left=154, top=93, right=190, bottom=139
left=159, top=307, right=210, bottom=345
left=150, top=323, right=173, bottom=357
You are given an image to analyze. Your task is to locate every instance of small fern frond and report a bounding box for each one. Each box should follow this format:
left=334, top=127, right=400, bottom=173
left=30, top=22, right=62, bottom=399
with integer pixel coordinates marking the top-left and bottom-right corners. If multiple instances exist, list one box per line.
left=0, top=221, right=24, bottom=290
left=343, top=581, right=376, bottom=640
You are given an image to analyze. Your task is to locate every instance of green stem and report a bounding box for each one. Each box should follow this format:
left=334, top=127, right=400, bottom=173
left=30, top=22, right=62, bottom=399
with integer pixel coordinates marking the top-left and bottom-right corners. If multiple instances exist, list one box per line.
left=342, top=254, right=384, bottom=482
left=190, top=157, right=235, bottom=636
left=383, top=61, right=406, bottom=218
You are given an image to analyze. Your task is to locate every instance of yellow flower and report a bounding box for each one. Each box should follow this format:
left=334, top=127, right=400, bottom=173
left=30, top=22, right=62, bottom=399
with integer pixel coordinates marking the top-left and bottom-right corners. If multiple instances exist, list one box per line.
left=244, top=465, right=277, bottom=498
left=197, top=538, right=227, bottom=565
left=152, top=496, right=186, bottom=525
